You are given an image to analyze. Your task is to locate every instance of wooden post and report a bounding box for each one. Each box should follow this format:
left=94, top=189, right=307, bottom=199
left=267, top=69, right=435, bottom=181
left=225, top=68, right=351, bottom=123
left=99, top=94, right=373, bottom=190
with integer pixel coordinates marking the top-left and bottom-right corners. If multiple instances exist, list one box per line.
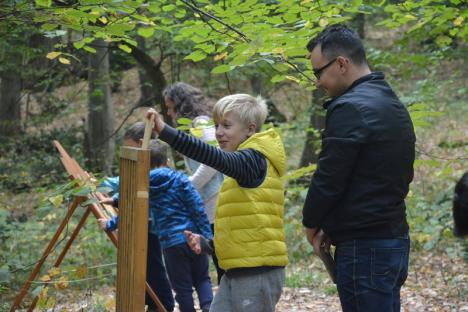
left=117, top=146, right=149, bottom=311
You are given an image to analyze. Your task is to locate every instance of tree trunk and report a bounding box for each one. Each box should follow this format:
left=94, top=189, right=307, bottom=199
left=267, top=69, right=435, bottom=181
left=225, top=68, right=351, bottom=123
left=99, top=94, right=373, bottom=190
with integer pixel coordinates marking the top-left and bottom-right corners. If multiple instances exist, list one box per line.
left=250, top=74, right=286, bottom=124
left=85, top=39, right=115, bottom=175
left=128, top=43, right=185, bottom=169
left=0, top=71, right=22, bottom=136
left=136, top=36, right=156, bottom=108
left=129, top=44, right=167, bottom=111
left=299, top=89, right=326, bottom=167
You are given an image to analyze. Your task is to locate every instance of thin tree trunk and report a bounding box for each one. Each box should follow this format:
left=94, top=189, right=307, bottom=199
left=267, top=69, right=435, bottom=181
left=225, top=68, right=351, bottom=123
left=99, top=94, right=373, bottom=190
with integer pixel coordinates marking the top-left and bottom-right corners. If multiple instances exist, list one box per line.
left=250, top=74, right=286, bottom=123
left=136, top=36, right=156, bottom=107
left=0, top=71, right=22, bottom=136
left=86, top=39, right=115, bottom=175
left=299, top=89, right=326, bottom=167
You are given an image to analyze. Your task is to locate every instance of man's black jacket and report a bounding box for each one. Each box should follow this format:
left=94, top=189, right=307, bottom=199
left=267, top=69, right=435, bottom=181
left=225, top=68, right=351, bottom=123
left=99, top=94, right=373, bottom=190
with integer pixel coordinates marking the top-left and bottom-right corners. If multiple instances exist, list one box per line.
left=302, top=72, right=416, bottom=243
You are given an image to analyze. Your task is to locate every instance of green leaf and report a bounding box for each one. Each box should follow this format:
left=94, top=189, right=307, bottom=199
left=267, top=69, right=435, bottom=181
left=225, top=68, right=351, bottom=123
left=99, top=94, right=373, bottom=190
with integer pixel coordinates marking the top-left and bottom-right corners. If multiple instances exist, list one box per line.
left=162, top=4, right=176, bottom=12
left=118, top=44, right=132, bottom=53
left=211, top=64, right=231, bottom=74
left=36, top=0, right=52, bottom=7
left=83, top=45, right=97, bottom=53
left=271, top=75, right=286, bottom=83
left=73, top=41, right=86, bottom=49
left=137, top=27, right=155, bottom=38
left=48, top=195, right=64, bottom=208
left=176, top=118, right=193, bottom=125
left=81, top=198, right=98, bottom=207
left=184, top=50, right=207, bottom=62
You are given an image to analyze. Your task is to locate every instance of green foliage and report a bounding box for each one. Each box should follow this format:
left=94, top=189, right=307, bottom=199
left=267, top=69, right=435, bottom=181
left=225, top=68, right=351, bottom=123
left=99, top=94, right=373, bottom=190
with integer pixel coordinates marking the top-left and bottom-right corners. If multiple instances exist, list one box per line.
left=0, top=187, right=116, bottom=300
left=379, top=1, right=467, bottom=52
left=0, top=127, right=83, bottom=192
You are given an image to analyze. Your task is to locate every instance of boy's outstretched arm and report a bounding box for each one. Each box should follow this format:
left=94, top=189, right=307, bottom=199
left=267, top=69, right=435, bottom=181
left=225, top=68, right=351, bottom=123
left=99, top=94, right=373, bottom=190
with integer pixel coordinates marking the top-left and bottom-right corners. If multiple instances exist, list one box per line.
left=146, top=109, right=266, bottom=188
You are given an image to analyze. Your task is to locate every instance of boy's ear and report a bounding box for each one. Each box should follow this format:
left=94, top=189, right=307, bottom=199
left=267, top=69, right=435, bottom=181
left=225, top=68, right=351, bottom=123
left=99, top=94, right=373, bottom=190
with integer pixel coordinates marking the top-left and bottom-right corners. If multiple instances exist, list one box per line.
left=138, top=138, right=143, bottom=147
left=247, top=123, right=256, bottom=136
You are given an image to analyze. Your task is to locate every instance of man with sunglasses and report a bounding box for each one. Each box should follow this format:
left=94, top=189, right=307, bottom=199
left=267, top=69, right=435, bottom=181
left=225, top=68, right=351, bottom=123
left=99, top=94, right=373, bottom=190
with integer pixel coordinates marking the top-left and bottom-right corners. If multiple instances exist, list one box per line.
left=302, top=24, right=416, bottom=311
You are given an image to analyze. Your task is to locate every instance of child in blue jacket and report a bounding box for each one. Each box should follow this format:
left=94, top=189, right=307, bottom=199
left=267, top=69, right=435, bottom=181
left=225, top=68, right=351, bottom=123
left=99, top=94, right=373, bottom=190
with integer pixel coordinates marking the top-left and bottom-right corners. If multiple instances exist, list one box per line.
left=100, top=139, right=213, bottom=312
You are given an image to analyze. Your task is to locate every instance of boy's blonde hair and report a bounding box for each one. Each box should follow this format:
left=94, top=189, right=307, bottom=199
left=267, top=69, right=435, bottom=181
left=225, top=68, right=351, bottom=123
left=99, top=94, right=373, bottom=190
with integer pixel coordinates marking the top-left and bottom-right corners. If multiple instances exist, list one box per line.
left=212, top=94, right=268, bottom=132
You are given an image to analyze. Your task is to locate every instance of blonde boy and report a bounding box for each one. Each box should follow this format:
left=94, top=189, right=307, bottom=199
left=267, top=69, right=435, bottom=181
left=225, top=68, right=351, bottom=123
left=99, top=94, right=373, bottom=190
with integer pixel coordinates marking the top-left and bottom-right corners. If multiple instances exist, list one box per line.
left=148, top=94, right=288, bottom=312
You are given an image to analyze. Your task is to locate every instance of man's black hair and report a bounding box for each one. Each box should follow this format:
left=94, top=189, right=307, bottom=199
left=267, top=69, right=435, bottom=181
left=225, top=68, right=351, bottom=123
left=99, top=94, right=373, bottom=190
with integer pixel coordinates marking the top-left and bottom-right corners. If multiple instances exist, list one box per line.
left=123, top=121, right=155, bottom=142
left=149, top=139, right=168, bottom=168
left=306, top=24, right=367, bottom=65
left=453, top=171, right=468, bottom=237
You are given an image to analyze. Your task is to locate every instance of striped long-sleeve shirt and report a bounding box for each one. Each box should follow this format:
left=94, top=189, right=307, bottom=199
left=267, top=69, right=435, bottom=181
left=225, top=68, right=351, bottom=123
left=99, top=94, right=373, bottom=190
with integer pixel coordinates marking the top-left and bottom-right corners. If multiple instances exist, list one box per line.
left=160, top=125, right=267, bottom=188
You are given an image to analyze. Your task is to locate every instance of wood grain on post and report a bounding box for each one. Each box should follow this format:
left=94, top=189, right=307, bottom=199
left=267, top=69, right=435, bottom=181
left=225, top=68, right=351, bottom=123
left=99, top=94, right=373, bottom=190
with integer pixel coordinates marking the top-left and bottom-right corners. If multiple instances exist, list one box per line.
left=117, top=146, right=149, bottom=311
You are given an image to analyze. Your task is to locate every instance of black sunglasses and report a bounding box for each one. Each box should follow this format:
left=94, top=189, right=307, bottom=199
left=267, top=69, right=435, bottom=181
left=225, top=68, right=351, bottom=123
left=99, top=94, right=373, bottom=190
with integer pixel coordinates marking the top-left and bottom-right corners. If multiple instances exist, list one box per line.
left=313, top=58, right=337, bottom=80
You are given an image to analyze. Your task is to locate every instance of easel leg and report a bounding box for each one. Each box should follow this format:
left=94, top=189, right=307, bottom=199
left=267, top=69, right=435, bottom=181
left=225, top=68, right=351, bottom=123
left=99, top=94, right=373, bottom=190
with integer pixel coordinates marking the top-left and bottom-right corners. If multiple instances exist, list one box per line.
left=10, top=197, right=83, bottom=311
left=27, top=207, right=92, bottom=312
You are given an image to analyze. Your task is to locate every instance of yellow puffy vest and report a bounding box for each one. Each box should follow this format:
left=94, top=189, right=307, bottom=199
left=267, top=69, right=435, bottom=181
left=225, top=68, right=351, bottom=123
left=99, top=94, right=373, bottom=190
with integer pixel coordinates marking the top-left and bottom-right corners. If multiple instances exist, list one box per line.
left=214, top=128, right=289, bottom=270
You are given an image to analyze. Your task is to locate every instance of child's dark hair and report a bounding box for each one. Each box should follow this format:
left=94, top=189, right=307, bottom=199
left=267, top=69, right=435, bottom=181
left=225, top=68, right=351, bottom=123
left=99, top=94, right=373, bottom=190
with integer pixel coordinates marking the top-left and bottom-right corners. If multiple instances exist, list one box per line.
left=149, top=139, right=168, bottom=168
left=163, top=82, right=209, bottom=119
left=124, top=122, right=155, bottom=142
left=453, top=171, right=468, bottom=237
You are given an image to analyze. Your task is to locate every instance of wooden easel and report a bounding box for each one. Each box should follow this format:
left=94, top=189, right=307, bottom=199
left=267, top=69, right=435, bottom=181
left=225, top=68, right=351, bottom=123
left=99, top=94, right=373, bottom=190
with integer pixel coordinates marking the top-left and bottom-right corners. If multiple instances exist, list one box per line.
left=10, top=139, right=166, bottom=312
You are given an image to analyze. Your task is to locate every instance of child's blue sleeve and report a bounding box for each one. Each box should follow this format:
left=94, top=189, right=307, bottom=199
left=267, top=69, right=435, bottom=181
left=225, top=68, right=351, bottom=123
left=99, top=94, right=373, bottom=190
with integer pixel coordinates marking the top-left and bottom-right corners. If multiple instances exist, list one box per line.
left=106, top=216, right=119, bottom=231
left=100, top=176, right=120, bottom=195
left=182, top=181, right=213, bottom=240
left=112, top=193, right=119, bottom=208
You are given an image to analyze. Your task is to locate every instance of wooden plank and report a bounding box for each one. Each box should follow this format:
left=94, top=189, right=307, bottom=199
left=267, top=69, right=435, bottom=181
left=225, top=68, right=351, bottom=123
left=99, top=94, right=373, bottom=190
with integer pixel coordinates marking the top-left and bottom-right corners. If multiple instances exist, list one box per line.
left=116, top=147, right=149, bottom=311
left=119, top=146, right=140, bottom=161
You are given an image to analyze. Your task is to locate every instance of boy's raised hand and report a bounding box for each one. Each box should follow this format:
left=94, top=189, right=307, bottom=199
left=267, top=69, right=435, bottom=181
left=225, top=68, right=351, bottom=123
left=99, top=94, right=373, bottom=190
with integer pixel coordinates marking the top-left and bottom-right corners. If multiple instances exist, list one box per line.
left=184, top=230, right=201, bottom=254
left=146, top=108, right=166, bottom=134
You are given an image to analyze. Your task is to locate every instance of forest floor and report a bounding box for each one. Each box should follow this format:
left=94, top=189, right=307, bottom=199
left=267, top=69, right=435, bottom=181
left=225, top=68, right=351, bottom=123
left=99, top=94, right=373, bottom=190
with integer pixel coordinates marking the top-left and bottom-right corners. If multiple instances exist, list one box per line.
left=7, top=248, right=464, bottom=312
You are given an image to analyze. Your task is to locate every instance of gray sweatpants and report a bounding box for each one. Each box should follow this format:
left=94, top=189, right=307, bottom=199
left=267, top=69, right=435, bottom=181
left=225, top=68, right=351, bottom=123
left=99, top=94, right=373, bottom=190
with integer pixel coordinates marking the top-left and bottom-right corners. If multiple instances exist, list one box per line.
left=210, top=267, right=285, bottom=312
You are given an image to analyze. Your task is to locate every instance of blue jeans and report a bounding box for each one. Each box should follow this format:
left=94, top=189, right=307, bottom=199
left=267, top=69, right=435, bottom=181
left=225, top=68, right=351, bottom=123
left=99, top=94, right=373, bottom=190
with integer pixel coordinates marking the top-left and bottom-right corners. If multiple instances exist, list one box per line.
left=163, top=243, right=213, bottom=312
left=146, top=233, right=175, bottom=311
left=335, top=237, right=410, bottom=312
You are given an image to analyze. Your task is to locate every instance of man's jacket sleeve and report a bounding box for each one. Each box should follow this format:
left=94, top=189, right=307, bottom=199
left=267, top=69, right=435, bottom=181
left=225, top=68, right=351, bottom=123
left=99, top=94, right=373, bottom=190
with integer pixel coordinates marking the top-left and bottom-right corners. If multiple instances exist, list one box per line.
left=302, top=102, right=368, bottom=229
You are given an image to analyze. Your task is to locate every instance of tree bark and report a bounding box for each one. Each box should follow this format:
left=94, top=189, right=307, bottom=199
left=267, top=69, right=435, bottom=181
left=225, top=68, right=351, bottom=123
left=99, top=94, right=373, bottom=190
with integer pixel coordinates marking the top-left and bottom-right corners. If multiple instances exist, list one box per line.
left=250, top=74, right=286, bottom=124
left=85, top=39, right=115, bottom=175
left=0, top=70, right=22, bottom=136
left=135, top=36, right=156, bottom=108
left=299, top=89, right=326, bottom=167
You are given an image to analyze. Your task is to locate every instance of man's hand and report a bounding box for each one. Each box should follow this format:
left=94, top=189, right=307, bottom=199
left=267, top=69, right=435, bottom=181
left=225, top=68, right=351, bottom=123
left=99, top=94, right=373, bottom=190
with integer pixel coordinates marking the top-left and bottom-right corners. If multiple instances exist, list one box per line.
left=146, top=108, right=166, bottom=134
left=305, top=227, right=331, bottom=256
left=184, top=230, right=201, bottom=254
left=312, top=230, right=331, bottom=256
left=305, top=227, right=318, bottom=247
left=98, top=218, right=109, bottom=230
